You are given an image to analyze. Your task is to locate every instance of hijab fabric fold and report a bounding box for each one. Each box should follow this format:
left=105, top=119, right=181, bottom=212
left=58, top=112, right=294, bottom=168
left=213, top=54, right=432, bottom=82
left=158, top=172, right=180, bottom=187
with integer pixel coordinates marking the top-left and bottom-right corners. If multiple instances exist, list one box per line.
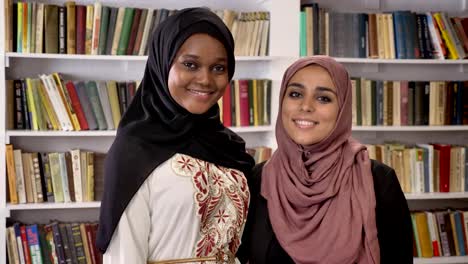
left=261, top=56, right=380, bottom=264
left=96, top=7, right=254, bottom=253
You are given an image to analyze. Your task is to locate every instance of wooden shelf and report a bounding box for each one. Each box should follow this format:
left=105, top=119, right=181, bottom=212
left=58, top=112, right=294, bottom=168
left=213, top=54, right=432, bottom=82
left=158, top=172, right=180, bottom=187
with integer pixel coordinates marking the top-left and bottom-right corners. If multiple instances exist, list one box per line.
left=7, top=202, right=101, bottom=210
left=405, top=192, right=468, bottom=200
left=414, top=256, right=468, bottom=264
left=5, top=126, right=274, bottom=137
left=352, top=126, right=468, bottom=132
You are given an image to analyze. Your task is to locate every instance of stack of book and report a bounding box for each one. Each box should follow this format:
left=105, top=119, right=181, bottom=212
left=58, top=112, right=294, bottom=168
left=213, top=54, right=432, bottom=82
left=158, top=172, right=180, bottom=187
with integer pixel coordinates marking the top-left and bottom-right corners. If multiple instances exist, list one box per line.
left=300, top=2, right=468, bottom=59
left=4, top=1, right=270, bottom=56
left=350, top=79, right=468, bottom=126
left=5, top=144, right=105, bottom=204
left=6, top=221, right=101, bottom=264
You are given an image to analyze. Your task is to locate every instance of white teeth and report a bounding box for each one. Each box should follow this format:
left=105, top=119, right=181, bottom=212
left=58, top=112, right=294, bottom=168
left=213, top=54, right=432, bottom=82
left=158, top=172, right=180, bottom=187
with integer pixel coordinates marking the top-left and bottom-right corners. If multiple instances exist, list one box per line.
left=294, top=120, right=316, bottom=126
left=189, top=89, right=212, bottom=95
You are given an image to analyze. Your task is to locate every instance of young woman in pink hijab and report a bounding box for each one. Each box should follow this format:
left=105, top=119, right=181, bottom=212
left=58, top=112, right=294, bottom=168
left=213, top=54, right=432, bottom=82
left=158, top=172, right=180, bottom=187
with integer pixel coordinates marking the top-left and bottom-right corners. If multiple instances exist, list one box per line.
left=237, top=56, right=413, bottom=264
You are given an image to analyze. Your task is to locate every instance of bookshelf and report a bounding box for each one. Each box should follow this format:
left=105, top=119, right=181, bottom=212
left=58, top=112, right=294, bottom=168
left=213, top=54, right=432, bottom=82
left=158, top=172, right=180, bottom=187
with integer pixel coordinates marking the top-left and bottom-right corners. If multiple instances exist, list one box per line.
left=1, top=0, right=468, bottom=264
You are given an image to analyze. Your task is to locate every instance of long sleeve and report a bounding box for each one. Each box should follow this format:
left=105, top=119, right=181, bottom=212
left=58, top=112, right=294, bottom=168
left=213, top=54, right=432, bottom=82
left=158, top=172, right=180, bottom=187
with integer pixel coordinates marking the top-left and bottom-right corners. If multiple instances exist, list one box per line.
left=103, top=179, right=151, bottom=264
left=373, top=164, right=414, bottom=264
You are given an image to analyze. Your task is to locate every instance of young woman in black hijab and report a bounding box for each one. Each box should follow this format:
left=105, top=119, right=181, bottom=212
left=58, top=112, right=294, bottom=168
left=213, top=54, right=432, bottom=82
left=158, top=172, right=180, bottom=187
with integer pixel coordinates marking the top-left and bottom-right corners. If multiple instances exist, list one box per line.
left=96, top=7, right=255, bottom=264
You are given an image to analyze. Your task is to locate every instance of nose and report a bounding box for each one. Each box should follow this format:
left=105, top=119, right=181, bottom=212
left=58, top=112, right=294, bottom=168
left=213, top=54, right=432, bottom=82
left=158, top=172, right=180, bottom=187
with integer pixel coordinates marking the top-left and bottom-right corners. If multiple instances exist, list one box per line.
left=196, top=68, right=211, bottom=86
left=300, top=98, right=315, bottom=112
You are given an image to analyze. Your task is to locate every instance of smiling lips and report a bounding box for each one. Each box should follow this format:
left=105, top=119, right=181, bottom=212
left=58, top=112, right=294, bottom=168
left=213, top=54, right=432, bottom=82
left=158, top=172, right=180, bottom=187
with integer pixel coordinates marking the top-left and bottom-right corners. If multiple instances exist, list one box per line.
left=187, top=88, right=215, bottom=99
left=293, top=119, right=318, bottom=128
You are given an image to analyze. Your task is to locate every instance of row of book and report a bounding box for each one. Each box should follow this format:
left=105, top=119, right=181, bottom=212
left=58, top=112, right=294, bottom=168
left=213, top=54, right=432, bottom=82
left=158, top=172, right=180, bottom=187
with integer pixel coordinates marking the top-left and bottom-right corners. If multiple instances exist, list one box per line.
left=351, top=80, right=468, bottom=126
left=300, top=2, right=468, bottom=59
left=412, top=210, right=468, bottom=258
left=366, top=143, right=467, bottom=193
left=4, top=1, right=270, bottom=56
left=6, top=74, right=140, bottom=131
left=5, top=145, right=104, bottom=205
left=6, top=76, right=272, bottom=131
left=218, top=79, right=272, bottom=127
left=6, top=221, right=101, bottom=264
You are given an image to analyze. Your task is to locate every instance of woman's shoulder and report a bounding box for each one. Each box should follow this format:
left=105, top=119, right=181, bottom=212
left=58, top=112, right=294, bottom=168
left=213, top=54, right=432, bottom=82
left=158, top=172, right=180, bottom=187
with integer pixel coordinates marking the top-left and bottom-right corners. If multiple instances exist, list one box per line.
left=370, top=159, right=405, bottom=203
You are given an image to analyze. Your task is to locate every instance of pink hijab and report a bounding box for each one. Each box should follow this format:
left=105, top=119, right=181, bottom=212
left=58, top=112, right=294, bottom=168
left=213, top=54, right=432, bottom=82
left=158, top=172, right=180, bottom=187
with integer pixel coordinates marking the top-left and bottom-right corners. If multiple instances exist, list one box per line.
left=261, top=56, right=380, bottom=264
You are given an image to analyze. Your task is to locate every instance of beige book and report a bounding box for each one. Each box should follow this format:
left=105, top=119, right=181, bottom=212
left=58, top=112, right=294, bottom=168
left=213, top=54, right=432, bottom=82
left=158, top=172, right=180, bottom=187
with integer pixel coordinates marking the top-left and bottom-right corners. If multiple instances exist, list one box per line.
left=111, top=7, right=126, bottom=55
left=391, top=149, right=405, bottom=187
left=13, top=149, right=27, bottom=204
left=25, top=153, right=39, bottom=203
left=234, top=13, right=245, bottom=55
left=38, top=80, right=61, bottom=130
left=249, top=12, right=261, bottom=56
left=39, top=74, right=71, bottom=131
left=49, top=152, right=64, bottom=202
left=402, top=148, right=412, bottom=193
left=376, top=14, right=386, bottom=59
left=414, top=148, right=425, bottom=193
left=387, top=14, right=396, bottom=59
left=35, top=3, right=44, bottom=53
left=223, top=10, right=236, bottom=31
left=305, top=6, right=313, bottom=56
left=85, top=5, right=94, bottom=54
left=106, top=81, right=122, bottom=127
left=243, top=13, right=254, bottom=56
left=259, top=12, right=270, bottom=56
left=392, top=81, right=401, bottom=126
left=21, top=153, right=34, bottom=203
left=138, top=8, right=154, bottom=56
left=70, top=149, right=83, bottom=202
left=449, top=147, right=461, bottom=192
left=254, top=16, right=264, bottom=57
left=382, top=13, right=391, bottom=59
left=91, top=2, right=101, bottom=55
left=429, top=81, right=438, bottom=125
left=7, top=227, right=20, bottom=264
left=66, top=1, right=76, bottom=54
left=80, top=224, right=92, bottom=263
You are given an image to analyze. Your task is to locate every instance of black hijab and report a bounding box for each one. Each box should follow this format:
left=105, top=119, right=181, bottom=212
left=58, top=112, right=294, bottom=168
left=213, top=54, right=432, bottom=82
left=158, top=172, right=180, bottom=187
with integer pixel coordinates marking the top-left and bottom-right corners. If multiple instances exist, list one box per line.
left=96, top=7, right=255, bottom=253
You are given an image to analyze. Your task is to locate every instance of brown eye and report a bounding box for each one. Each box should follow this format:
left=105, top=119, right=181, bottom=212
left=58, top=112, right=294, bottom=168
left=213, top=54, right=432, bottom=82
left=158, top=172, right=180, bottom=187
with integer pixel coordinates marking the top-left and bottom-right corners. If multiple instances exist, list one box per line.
left=317, top=96, right=332, bottom=103
left=288, top=91, right=302, bottom=98
left=182, top=61, right=198, bottom=70
left=213, top=65, right=226, bottom=73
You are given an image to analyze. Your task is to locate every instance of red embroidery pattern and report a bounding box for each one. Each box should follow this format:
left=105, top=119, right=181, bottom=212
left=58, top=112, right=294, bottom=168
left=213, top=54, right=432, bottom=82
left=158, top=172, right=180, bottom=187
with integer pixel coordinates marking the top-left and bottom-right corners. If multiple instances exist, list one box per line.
left=171, top=154, right=250, bottom=259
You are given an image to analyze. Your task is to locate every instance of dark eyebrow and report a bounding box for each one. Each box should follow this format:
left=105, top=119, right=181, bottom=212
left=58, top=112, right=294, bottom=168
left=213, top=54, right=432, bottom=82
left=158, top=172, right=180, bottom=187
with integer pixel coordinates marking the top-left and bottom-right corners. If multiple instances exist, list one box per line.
left=316, top=86, right=337, bottom=96
left=287, top=82, right=337, bottom=96
left=181, top=54, right=227, bottom=62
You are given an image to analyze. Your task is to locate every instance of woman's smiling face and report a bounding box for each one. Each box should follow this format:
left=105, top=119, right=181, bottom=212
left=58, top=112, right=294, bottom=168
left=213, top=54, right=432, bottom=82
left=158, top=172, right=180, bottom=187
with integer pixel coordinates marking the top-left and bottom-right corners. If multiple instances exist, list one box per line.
left=281, top=65, right=339, bottom=146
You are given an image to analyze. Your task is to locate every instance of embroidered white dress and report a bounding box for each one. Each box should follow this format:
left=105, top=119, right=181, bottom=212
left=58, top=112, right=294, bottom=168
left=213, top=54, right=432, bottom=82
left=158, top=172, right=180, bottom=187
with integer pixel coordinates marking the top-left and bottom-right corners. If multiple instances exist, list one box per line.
left=103, top=153, right=250, bottom=264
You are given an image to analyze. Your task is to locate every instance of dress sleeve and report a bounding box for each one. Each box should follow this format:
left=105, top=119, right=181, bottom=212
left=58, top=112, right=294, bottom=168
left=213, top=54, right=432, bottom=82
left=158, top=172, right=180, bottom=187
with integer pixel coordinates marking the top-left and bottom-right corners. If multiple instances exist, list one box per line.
left=103, top=178, right=152, bottom=264
left=374, top=166, right=414, bottom=264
